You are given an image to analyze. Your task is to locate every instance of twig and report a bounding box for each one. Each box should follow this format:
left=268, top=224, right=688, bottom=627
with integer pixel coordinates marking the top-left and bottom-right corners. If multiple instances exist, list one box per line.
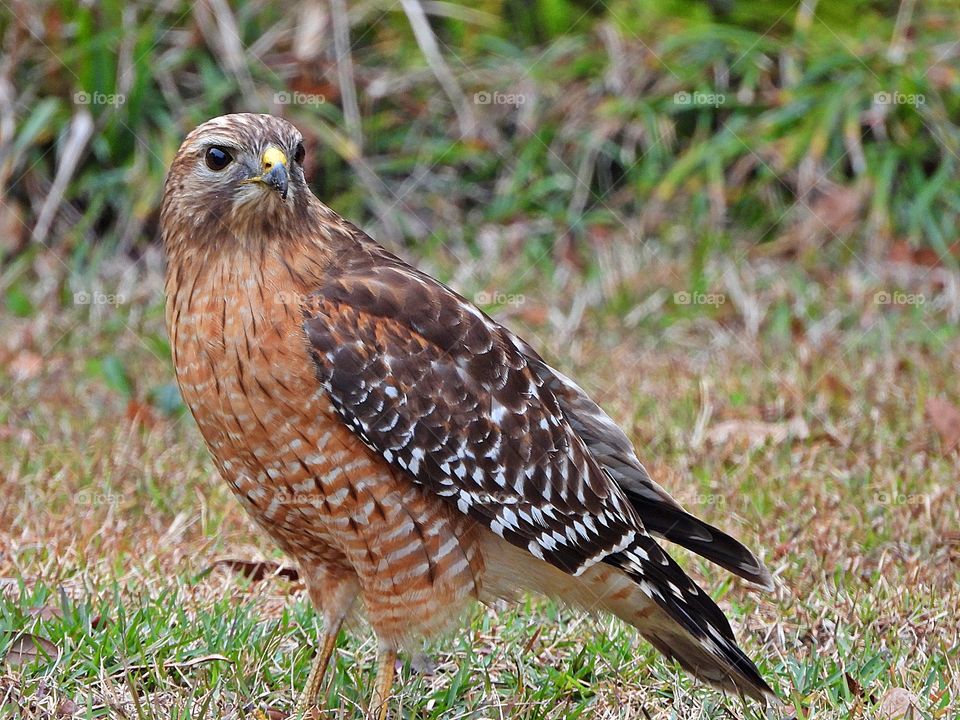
left=330, top=0, right=364, bottom=152
left=32, top=110, right=93, bottom=245
left=400, top=0, right=478, bottom=139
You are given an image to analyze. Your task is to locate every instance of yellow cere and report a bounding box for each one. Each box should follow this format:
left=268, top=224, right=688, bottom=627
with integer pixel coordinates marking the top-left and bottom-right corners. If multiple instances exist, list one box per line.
left=261, top=146, right=287, bottom=173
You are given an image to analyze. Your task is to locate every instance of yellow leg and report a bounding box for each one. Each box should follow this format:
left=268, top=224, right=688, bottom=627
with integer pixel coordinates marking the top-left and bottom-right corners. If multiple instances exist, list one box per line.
left=368, top=647, right=397, bottom=720
left=294, top=627, right=341, bottom=718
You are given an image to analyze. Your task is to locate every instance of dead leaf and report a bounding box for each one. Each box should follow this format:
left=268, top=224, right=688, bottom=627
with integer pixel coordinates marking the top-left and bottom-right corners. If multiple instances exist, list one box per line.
left=818, top=373, right=852, bottom=401
left=3, top=632, right=59, bottom=667
left=206, top=558, right=300, bottom=582
left=27, top=605, right=63, bottom=621
left=926, top=397, right=960, bottom=453
left=516, top=304, right=549, bottom=326
left=0, top=424, right=32, bottom=445
left=125, top=400, right=157, bottom=429
left=0, top=200, right=28, bottom=255
left=264, top=710, right=289, bottom=720
left=56, top=699, right=79, bottom=717
left=844, top=672, right=864, bottom=697
left=780, top=704, right=803, bottom=720
left=888, top=239, right=960, bottom=268
left=754, top=185, right=864, bottom=257
left=9, top=351, right=42, bottom=381
left=844, top=672, right=876, bottom=703
left=879, top=687, right=916, bottom=718
left=706, top=416, right=810, bottom=448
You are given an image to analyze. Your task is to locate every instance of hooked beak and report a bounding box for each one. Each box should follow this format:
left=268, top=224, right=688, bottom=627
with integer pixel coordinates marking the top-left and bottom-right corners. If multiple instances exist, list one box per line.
left=250, top=146, right=289, bottom=200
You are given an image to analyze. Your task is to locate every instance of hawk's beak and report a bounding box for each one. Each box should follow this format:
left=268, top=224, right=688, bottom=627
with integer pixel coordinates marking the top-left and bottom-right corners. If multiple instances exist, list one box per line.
left=252, top=146, right=289, bottom=200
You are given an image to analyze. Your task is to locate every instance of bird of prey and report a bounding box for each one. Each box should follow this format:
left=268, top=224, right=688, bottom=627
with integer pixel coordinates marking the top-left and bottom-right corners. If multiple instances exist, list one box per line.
left=161, top=113, right=774, bottom=718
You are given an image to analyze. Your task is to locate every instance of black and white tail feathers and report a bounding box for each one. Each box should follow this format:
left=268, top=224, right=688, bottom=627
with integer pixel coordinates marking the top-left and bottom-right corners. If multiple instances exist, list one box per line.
left=512, top=339, right=774, bottom=698
left=624, top=490, right=774, bottom=590
left=607, top=535, right=772, bottom=700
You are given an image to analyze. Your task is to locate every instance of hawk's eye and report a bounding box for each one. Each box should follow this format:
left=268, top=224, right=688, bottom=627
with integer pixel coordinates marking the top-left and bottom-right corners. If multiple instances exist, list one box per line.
left=294, top=142, right=305, bottom=164
left=204, top=146, right=233, bottom=171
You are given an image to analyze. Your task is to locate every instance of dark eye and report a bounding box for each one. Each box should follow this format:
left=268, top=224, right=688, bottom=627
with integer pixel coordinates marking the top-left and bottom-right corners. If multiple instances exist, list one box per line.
left=293, top=142, right=305, bottom=164
left=204, top=146, right=233, bottom=171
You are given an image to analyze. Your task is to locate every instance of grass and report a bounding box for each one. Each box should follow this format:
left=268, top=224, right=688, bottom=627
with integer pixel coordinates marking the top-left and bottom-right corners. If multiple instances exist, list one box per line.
left=2, top=1, right=959, bottom=718
left=1, top=245, right=958, bottom=718
left=3, top=1, right=959, bottom=268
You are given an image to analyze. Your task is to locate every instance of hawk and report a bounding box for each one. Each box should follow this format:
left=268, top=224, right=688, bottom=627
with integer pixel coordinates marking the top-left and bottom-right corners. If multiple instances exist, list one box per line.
left=161, top=113, right=774, bottom=718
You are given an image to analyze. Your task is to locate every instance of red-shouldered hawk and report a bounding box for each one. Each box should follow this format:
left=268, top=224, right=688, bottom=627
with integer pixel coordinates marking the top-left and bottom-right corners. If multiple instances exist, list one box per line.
left=161, top=114, right=775, bottom=718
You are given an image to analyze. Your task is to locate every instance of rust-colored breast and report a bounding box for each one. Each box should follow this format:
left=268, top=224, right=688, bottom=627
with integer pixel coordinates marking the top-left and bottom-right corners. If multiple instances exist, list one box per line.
left=166, top=250, right=484, bottom=644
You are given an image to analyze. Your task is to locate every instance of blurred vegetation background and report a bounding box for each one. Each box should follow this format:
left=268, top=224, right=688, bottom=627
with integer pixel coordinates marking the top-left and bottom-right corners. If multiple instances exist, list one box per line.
left=2, top=5, right=959, bottom=716
left=2, top=0, right=959, bottom=413
left=2, top=0, right=957, bottom=273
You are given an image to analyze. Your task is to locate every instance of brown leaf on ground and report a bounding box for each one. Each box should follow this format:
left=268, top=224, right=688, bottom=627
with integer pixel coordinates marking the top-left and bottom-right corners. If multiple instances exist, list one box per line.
left=844, top=672, right=875, bottom=703
left=925, top=396, right=960, bottom=453
left=27, top=604, right=106, bottom=629
left=780, top=704, right=804, bottom=720
left=27, top=605, right=63, bottom=621
left=753, top=185, right=864, bottom=257
left=706, top=416, right=810, bottom=448
left=844, top=672, right=864, bottom=697
left=888, top=239, right=960, bottom=268
left=125, top=400, right=157, bottom=429
left=878, top=687, right=917, bottom=718
left=0, top=200, right=28, bottom=255
left=3, top=632, right=59, bottom=667
left=207, top=558, right=300, bottom=582
left=56, top=699, right=79, bottom=717
left=9, top=351, right=43, bottom=381
left=817, top=373, right=852, bottom=401
left=0, top=424, right=32, bottom=445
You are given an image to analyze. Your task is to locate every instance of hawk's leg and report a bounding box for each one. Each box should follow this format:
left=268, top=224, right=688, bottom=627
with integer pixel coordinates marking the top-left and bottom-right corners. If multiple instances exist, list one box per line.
left=295, top=565, right=359, bottom=716
left=368, top=646, right=397, bottom=720
left=294, top=625, right=341, bottom=717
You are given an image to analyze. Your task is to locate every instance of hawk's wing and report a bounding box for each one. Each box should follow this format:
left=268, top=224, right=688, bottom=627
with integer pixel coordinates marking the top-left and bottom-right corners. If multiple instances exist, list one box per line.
left=302, top=257, right=643, bottom=576
left=301, top=247, right=771, bottom=699
left=511, top=338, right=774, bottom=590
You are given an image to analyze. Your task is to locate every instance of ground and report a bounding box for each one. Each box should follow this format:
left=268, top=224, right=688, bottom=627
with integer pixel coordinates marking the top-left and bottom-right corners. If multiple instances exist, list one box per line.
left=1, top=248, right=957, bottom=719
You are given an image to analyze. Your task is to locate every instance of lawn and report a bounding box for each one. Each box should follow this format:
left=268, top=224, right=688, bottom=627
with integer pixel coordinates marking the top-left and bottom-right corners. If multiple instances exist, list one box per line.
left=2, top=0, right=959, bottom=718
left=2, top=247, right=957, bottom=718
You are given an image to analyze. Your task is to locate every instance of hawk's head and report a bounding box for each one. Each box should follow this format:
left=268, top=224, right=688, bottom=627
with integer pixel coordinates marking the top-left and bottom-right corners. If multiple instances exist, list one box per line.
left=161, top=113, right=312, bottom=253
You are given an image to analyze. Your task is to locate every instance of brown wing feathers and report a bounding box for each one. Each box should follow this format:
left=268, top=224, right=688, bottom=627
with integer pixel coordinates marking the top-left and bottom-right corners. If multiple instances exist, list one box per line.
left=304, top=264, right=641, bottom=577
left=303, top=250, right=772, bottom=699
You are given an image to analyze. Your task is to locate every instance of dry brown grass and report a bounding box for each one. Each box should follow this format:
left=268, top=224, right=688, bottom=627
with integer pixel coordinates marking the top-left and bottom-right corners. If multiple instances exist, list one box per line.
left=1, top=247, right=958, bottom=719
